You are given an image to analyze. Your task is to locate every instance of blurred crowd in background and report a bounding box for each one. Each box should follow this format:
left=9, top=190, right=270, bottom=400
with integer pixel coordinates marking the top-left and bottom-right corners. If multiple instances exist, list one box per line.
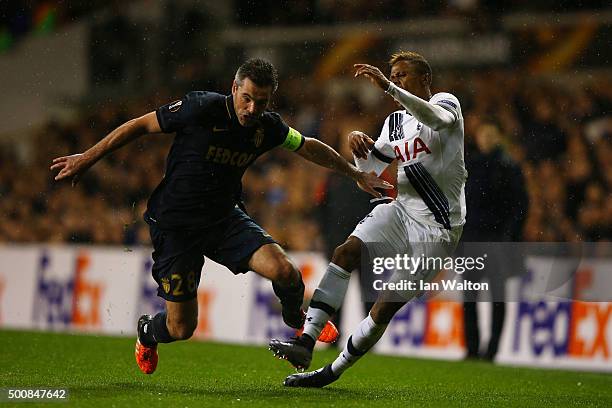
left=2, top=0, right=610, bottom=52
left=236, top=0, right=610, bottom=25
left=1, top=67, right=610, bottom=248
left=0, top=1, right=610, bottom=249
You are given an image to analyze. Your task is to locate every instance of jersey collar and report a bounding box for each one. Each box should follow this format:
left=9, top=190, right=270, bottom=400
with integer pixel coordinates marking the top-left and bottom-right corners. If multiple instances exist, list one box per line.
left=225, top=95, right=241, bottom=127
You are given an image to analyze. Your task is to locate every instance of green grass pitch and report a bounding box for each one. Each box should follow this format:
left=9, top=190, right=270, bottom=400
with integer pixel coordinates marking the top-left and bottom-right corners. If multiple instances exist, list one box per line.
left=0, top=330, right=610, bottom=407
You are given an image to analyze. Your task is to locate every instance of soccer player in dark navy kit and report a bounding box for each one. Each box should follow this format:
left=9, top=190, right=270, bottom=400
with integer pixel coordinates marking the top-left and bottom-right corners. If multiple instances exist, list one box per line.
left=51, top=58, right=391, bottom=374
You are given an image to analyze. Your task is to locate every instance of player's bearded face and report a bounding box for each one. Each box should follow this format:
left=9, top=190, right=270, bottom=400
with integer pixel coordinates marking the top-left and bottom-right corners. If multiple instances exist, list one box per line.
left=232, top=78, right=272, bottom=127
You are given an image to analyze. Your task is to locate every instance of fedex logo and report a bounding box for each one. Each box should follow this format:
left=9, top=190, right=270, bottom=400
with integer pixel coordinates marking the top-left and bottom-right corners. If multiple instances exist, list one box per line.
left=513, top=269, right=611, bottom=359
left=568, top=302, right=611, bottom=358
left=389, top=300, right=464, bottom=348
left=33, top=252, right=73, bottom=326
left=389, top=299, right=426, bottom=346
left=513, top=299, right=571, bottom=356
left=71, top=252, right=104, bottom=328
left=33, top=251, right=104, bottom=330
left=423, top=301, right=464, bottom=348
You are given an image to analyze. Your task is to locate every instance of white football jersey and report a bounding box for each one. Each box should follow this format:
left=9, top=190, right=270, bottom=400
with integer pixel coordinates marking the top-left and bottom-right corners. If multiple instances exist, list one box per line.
left=371, top=92, right=467, bottom=229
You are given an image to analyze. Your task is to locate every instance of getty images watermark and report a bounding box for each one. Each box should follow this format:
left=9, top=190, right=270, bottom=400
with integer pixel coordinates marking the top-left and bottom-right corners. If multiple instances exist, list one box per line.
left=360, top=242, right=612, bottom=302
left=371, top=253, right=489, bottom=292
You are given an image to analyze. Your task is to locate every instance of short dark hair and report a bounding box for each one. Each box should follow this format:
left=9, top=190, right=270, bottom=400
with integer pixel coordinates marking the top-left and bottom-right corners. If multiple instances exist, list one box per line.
left=235, top=58, right=279, bottom=92
left=388, top=51, right=432, bottom=84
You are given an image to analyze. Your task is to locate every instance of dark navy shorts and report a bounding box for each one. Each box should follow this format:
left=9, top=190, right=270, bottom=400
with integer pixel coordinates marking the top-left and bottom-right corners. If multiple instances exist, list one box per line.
left=147, top=207, right=276, bottom=302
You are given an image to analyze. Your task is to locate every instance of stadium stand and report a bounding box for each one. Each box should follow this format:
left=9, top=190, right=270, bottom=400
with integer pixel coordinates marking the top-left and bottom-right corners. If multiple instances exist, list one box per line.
left=0, top=70, right=609, bottom=245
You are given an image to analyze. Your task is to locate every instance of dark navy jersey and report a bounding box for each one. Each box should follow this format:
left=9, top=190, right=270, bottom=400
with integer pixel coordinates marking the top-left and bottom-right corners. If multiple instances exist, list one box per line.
left=145, top=91, right=305, bottom=229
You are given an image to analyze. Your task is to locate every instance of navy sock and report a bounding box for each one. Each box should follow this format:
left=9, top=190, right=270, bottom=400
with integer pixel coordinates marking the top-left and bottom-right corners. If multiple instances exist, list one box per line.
left=139, top=312, right=175, bottom=346
left=272, top=279, right=305, bottom=311
left=300, top=333, right=316, bottom=351
left=151, top=312, right=175, bottom=344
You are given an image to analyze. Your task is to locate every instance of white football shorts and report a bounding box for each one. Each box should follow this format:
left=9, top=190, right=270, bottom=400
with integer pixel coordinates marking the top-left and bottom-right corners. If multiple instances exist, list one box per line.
left=351, top=200, right=463, bottom=300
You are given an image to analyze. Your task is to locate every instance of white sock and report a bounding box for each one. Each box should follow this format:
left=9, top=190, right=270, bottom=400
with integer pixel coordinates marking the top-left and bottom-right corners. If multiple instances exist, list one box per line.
left=331, top=314, right=387, bottom=375
left=303, top=308, right=331, bottom=341
left=303, top=263, right=351, bottom=341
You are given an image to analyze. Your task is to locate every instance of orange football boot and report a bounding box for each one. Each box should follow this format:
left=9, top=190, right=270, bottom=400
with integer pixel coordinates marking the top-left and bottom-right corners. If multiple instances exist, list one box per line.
left=135, top=315, right=158, bottom=374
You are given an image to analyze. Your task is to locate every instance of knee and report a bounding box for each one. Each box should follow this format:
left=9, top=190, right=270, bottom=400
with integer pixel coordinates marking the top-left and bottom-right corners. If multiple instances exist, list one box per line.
left=332, top=238, right=361, bottom=271
left=167, top=317, right=197, bottom=340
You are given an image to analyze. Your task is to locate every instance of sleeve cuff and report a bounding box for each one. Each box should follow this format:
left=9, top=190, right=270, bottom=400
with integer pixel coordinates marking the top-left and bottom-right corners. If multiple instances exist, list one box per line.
left=155, top=108, right=169, bottom=133
left=372, top=146, right=394, bottom=163
left=385, top=82, right=397, bottom=95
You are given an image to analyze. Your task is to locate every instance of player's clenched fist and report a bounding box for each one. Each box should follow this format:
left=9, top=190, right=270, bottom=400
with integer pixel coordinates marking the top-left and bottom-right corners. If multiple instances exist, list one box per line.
left=348, top=131, right=375, bottom=159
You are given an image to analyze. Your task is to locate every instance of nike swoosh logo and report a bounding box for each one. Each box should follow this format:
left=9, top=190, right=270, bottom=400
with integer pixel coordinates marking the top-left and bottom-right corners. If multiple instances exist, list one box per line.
left=213, top=126, right=229, bottom=132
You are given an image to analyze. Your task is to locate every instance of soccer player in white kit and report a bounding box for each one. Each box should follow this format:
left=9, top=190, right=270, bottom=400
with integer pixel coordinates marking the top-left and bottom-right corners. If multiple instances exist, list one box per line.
left=269, top=51, right=467, bottom=387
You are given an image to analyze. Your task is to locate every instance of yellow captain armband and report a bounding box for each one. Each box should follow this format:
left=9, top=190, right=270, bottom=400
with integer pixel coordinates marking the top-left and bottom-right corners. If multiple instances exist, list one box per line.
left=281, top=127, right=305, bottom=151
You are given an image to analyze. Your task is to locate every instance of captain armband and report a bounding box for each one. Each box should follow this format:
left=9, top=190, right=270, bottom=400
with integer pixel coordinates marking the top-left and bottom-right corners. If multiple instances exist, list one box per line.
left=281, top=127, right=306, bottom=151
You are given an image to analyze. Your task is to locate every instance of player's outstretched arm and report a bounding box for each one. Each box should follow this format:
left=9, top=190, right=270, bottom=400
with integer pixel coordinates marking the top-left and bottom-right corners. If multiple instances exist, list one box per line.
left=353, top=63, right=455, bottom=131
left=50, top=111, right=161, bottom=186
left=295, top=137, right=392, bottom=197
